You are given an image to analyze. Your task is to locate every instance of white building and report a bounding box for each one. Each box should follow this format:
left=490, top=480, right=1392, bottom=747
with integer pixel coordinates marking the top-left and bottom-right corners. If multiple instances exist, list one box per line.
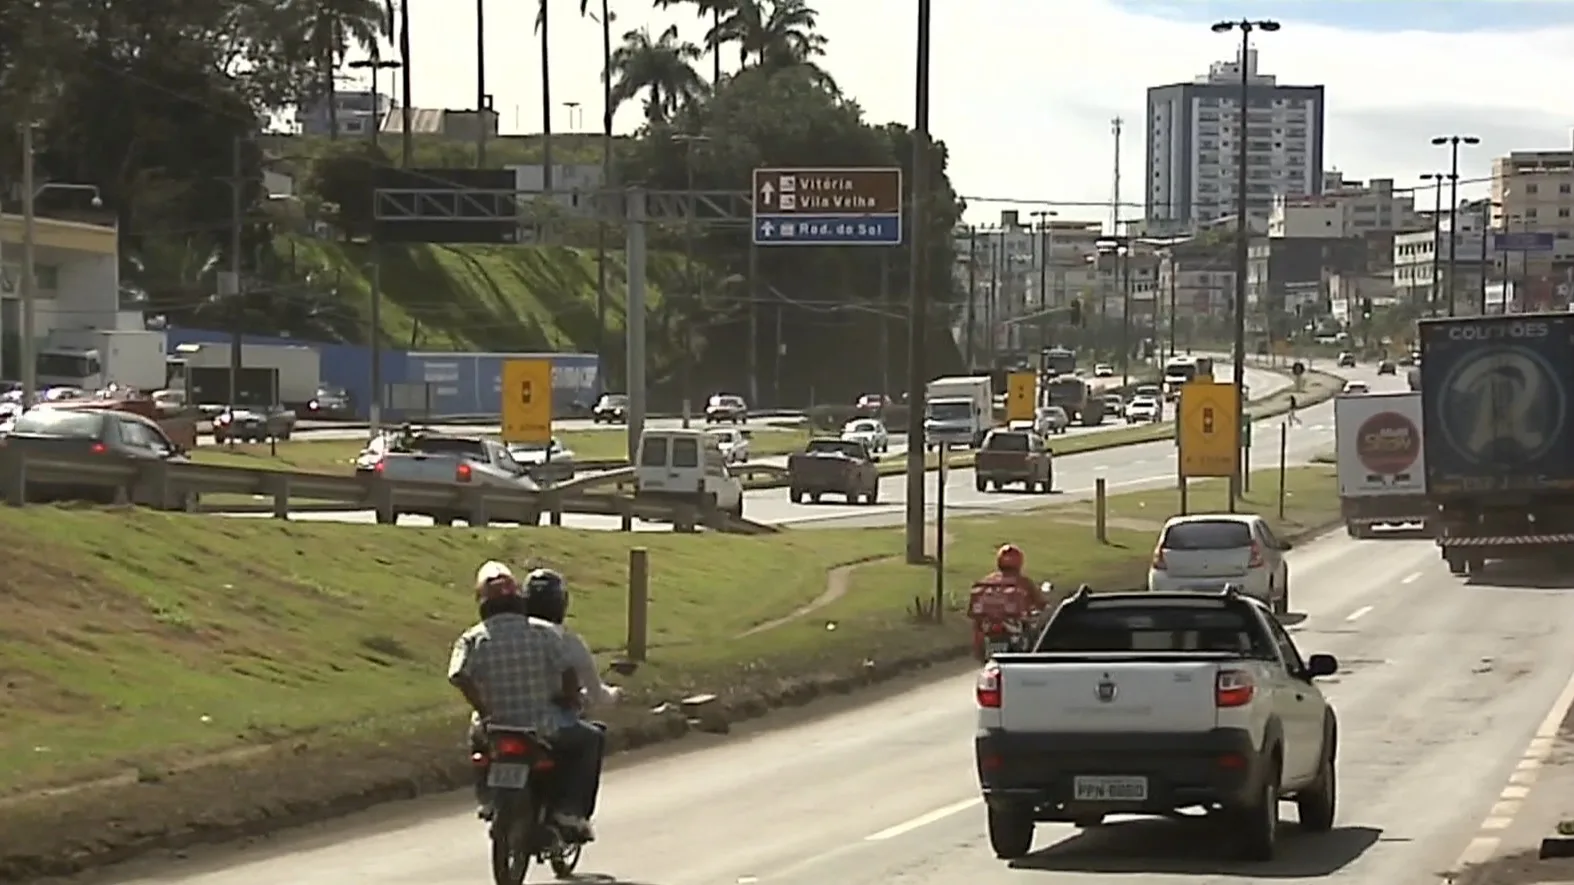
left=1145, top=49, right=1326, bottom=229
left=507, top=163, right=608, bottom=218
left=1268, top=173, right=1423, bottom=239
left=1393, top=202, right=1497, bottom=312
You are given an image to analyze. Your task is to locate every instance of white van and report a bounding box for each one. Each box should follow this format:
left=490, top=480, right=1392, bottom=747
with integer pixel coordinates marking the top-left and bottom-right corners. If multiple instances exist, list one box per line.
left=635, top=429, right=744, bottom=517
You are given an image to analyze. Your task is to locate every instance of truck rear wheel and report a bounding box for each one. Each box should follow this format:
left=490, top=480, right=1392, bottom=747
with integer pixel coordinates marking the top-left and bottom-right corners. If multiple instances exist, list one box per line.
left=865, top=486, right=879, bottom=505
left=986, top=803, right=1035, bottom=859
left=975, top=478, right=987, bottom=493
left=1445, top=550, right=1468, bottom=575
left=790, top=488, right=804, bottom=504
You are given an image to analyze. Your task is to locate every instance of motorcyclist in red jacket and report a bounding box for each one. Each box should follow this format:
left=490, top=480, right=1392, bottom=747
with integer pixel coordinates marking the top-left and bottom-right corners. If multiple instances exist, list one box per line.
left=967, top=544, right=1050, bottom=661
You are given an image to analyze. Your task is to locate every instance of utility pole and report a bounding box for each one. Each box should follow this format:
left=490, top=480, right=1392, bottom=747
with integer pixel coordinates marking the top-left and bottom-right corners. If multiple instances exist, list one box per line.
left=1167, top=251, right=1179, bottom=359
left=879, top=253, right=890, bottom=395
left=228, top=136, right=244, bottom=418
left=1110, top=118, right=1123, bottom=235
left=964, top=226, right=977, bottom=367
left=902, top=0, right=933, bottom=565
left=19, top=123, right=37, bottom=406
left=398, top=0, right=413, bottom=166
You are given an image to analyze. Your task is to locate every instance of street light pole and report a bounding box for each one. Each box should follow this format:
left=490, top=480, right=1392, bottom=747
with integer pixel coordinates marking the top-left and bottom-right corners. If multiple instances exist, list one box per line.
left=1480, top=199, right=1497, bottom=314
left=674, top=133, right=709, bottom=425
left=1422, top=173, right=1445, bottom=317
left=1211, top=17, right=1280, bottom=503
left=1432, top=134, right=1480, bottom=317
left=20, top=123, right=37, bottom=407
left=347, top=56, right=402, bottom=149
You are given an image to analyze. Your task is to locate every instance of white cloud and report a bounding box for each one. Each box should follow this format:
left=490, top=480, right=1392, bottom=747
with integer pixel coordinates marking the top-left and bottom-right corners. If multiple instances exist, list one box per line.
left=393, top=0, right=1574, bottom=227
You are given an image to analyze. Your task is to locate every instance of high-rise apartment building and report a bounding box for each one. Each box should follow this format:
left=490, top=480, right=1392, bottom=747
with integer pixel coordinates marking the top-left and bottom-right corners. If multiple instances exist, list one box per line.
left=1145, top=49, right=1326, bottom=228
left=1490, top=137, right=1574, bottom=261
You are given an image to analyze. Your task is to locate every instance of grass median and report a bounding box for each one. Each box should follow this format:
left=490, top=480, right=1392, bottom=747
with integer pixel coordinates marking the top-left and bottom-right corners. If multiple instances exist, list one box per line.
left=193, top=426, right=810, bottom=475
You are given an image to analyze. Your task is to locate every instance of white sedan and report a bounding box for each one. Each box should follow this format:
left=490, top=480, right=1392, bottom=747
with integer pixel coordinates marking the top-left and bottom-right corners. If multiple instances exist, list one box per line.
left=841, top=418, right=889, bottom=453
left=1147, top=513, right=1293, bottom=614
left=1342, top=380, right=1370, bottom=396
left=706, top=427, right=751, bottom=463
left=1034, top=405, right=1069, bottom=435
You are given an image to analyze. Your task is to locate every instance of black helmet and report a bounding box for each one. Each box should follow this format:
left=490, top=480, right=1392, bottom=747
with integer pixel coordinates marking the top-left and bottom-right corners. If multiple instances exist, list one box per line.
left=523, top=568, right=568, bottom=624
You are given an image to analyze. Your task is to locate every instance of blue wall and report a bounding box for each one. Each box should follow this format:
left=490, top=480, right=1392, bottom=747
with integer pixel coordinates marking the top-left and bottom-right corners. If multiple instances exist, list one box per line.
left=166, top=327, right=600, bottom=420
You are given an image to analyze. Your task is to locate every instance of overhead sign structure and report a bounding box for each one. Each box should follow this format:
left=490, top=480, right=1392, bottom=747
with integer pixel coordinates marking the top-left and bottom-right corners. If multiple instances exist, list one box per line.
left=1493, top=231, right=1555, bottom=253
left=1006, top=372, right=1036, bottom=423
left=1179, top=382, right=1240, bottom=478
left=500, top=358, right=553, bottom=444
left=372, top=167, right=519, bottom=244
left=752, top=167, right=902, bottom=246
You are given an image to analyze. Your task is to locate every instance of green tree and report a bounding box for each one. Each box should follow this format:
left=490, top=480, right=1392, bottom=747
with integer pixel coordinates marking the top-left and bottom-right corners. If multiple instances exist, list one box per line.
left=652, top=0, right=727, bottom=84
left=609, top=26, right=705, bottom=123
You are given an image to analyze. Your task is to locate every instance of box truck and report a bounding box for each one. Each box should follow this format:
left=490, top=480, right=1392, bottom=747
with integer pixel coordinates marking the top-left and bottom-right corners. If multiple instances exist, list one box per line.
left=1335, top=390, right=1430, bottom=538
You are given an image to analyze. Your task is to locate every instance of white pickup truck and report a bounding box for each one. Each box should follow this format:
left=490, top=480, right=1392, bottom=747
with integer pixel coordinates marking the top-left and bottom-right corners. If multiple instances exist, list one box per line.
left=374, top=434, right=539, bottom=525
left=974, top=585, right=1339, bottom=862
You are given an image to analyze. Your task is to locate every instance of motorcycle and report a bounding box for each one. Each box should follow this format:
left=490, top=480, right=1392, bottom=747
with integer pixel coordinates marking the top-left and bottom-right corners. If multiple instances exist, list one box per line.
left=476, top=660, right=638, bottom=884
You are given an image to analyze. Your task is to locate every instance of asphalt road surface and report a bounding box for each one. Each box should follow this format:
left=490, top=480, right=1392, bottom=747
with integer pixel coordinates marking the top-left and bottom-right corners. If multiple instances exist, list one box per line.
left=221, top=362, right=1297, bottom=531
left=98, top=526, right=1574, bottom=885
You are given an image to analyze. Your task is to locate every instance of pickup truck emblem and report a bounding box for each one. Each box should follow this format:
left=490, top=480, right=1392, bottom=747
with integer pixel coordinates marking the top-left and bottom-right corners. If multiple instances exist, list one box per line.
left=1095, top=675, right=1117, bottom=703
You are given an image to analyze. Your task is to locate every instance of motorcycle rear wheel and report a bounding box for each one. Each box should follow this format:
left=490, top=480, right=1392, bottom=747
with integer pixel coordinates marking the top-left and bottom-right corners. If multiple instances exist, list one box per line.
left=549, top=840, right=583, bottom=879
left=490, top=792, right=536, bottom=885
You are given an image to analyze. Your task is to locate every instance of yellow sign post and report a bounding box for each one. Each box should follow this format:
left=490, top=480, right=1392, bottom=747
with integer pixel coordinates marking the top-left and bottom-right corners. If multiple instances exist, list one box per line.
left=1178, top=381, right=1240, bottom=478
left=1006, top=372, right=1036, bottom=423
left=501, top=359, right=553, bottom=444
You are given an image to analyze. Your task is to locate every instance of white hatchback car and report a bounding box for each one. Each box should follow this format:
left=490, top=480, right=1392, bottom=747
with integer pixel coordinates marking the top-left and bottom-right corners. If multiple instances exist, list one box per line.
left=1147, top=514, right=1293, bottom=614
left=841, top=418, right=890, bottom=453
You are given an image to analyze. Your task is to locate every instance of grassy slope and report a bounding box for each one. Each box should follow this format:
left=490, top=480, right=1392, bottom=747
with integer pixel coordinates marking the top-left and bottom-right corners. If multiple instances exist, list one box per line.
left=277, top=234, right=689, bottom=352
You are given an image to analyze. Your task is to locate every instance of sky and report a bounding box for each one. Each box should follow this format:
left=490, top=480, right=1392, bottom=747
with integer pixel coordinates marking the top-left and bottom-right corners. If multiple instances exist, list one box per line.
left=364, top=0, right=1574, bottom=227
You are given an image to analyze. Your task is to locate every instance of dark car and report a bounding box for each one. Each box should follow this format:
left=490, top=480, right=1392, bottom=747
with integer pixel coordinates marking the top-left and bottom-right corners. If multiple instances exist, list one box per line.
left=213, top=404, right=296, bottom=443
left=1377, top=360, right=1396, bottom=376
left=592, top=393, right=628, bottom=424
left=303, top=385, right=354, bottom=420
left=2, top=406, right=198, bottom=510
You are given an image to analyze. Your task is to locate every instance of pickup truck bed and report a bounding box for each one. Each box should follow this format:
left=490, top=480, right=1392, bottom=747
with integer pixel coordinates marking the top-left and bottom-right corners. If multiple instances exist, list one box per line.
left=974, top=430, right=1052, bottom=493
left=787, top=440, right=879, bottom=504
left=974, top=588, right=1339, bottom=863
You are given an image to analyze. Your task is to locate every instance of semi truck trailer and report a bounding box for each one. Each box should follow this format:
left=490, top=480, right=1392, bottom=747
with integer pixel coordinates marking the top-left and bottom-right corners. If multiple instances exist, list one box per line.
left=1420, top=312, right=1574, bottom=575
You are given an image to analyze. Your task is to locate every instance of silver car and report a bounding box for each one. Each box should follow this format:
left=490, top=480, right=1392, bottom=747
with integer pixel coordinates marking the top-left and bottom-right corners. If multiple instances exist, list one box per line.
left=1034, top=405, right=1069, bottom=435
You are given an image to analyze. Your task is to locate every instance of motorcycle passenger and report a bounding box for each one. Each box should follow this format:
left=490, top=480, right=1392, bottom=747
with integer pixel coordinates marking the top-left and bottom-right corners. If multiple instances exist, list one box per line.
left=520, top=567, right=619, bottom=837
left=967, top=544, right=1049, bottom=662
left=450, top=561, right=594, bottom=838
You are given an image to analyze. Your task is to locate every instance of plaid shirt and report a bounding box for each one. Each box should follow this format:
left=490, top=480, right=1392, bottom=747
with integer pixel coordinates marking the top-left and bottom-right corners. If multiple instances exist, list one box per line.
left=448, top=613, right=569, bottom=735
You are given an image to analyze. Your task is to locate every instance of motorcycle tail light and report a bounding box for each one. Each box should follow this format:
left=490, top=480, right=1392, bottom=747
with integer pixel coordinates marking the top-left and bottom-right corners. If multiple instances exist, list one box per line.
left=493, top=734, right=531, bottom=757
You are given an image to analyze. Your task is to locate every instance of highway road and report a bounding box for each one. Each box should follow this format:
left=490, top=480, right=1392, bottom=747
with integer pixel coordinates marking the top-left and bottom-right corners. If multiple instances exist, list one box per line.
left=222, top=362, right=1301, bottom=532
left=100, top=524, right=1574, bottom=885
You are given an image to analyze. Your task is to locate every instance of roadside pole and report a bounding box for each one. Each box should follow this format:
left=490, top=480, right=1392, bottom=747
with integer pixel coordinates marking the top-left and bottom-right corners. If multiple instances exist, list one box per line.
left=933, top=441, right=948, bottom=622
left=1277, top=422, right=1288, bottom=520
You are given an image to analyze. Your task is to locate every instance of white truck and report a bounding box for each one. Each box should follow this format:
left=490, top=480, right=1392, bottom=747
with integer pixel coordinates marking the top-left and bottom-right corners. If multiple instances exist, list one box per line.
left=1334, top=391, right=1431, bottom=538
left=975, top=585, right=1339, bottom=863
left=168, top=342, right=322, bottom=409
left=924, top=375, right=992, bottom=448
left=36, top=329, right=168, bottom=391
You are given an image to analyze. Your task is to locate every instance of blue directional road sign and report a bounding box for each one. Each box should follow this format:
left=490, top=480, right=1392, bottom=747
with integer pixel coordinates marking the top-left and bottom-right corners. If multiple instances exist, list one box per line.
left=752, top=167, right=902, bottom=246
left=1494, top=231, right=1556, bottom=252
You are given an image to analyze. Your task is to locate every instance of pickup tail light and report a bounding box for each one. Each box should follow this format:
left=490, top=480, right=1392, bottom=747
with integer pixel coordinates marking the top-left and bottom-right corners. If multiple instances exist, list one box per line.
left=456, top=462, right=473, bottom=482
left=1151, top=546, right=1167, bottom=570
left=373, top=460, right=385, bottom=475
left=89, top=442, right=107, bottom=454
left=1247, top=541, right=1264, bottom=568
left=1216, top=669, right=1254, bottom=707
left=976, top=662, right=1002, bottom=708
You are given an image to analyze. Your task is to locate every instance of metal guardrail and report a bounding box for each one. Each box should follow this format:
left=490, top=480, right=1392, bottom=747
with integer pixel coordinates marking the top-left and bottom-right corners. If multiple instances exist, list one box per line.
left=0, top=449, right=774, bottom=534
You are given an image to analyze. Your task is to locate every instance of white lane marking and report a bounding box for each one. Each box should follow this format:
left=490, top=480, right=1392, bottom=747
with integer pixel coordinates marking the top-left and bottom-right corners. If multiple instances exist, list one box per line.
left=864, top=797, right=982, bottom=841
left=1346, top=605, right=1374, bottom=622
left=1442, top=649, right=1574, bottom=877
left=1401, top=571, right=1422, bottom=584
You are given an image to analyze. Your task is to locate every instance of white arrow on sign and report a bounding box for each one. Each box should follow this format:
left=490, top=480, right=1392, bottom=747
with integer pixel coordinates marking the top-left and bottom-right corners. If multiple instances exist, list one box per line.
left=759, top=180, right=775, bottom=205
left=758, top=219, right=776, bottom=237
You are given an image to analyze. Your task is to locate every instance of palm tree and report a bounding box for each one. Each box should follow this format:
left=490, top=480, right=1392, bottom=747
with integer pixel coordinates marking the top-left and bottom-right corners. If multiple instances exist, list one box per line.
left=652, top=0, right=729, bottom=85
left=581, top=0, right=615, bottom=385
left=534, top=0, right=554, bottom=191
left=289, top=0, right=389, bottom=139
left=609, top=25, right=704, bottom=124
left=731, top=0, right=823, bottom=67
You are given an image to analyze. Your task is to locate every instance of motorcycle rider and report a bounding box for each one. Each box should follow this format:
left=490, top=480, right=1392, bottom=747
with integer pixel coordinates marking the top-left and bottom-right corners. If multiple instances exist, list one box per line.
left=520, top=567, right=618, bottom=838
left=450, top=561, right=596, bottom=838
left=967, top=544, right=1050, bottom=662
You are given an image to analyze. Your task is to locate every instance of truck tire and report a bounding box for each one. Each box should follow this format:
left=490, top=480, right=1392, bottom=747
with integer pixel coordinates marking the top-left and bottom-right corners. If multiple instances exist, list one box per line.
left=975, top=477, right=987, bottom=493
left=790, top=488, right=804, bottom=504
left=1232, top=753, right=1280, bottom=861
left=1297, top=724, right=1337, bottom=833
left=1445, top=550, right=1468, bottom=576
left=865, top=486, right=879, bottom=505
left=986, top=803, right=1035, bottom=859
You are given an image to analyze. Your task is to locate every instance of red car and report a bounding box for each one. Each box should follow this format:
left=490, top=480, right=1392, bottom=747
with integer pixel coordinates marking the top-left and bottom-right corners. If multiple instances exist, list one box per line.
left=855, top=393, right=889, bottom=413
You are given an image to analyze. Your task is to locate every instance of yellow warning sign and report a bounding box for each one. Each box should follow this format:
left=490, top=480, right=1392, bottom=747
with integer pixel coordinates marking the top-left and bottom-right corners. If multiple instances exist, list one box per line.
left=1006, top=372, right=1036, bottom=423
left=1179, top=382, right=1239, bottom=478
left=501, top=359, right=553, bottom=444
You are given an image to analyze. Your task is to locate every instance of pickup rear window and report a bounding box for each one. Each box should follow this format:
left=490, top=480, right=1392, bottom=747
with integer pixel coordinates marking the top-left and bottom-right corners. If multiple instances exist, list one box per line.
left=411, top=437, right=486, bottom=458
left=985, top=432, right=1029, bottom=451
left=1038, top=603, right=1276, bottom=658
left=1161, top=520, right=1253, bottom=550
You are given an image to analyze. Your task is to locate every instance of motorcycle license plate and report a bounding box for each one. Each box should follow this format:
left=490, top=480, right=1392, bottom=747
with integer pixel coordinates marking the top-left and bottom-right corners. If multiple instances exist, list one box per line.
left=487, top=762, right=532, bottom=789
left=985, top=640, right=1012, bottom=657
